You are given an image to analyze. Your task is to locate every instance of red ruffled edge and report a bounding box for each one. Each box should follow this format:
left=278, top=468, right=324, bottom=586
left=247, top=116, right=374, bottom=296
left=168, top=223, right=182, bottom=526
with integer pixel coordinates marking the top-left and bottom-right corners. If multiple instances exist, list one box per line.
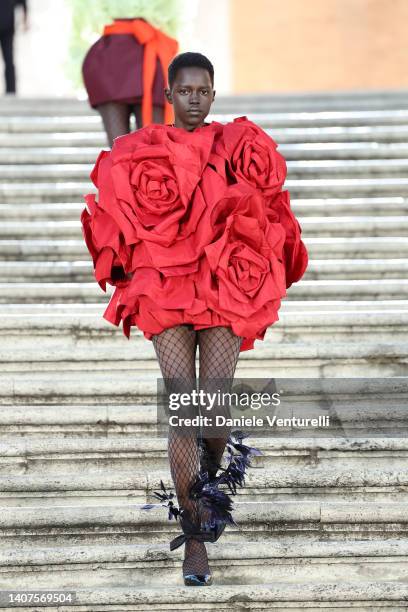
left=80, top=193, right=133, bottom=292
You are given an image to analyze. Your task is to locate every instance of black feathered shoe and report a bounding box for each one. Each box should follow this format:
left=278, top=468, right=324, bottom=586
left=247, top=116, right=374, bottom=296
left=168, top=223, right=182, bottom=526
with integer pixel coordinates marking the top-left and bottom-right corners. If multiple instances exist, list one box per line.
left=141, top=481, right=214, bottom=586
left=189, top=469, right=236, bottom=543
left=141, top=430, right=262, bottom=584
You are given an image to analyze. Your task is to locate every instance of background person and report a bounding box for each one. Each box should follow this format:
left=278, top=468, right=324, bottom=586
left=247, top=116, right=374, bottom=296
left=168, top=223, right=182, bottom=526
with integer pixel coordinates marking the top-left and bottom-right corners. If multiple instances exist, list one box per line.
left=0, top=0, right=28, bottom=94
left=82, top=16, right=178, bottom=147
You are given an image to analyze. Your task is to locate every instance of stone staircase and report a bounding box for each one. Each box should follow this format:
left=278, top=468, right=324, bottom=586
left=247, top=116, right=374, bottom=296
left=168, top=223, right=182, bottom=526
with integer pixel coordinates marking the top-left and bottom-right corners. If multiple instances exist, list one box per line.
left=0, top=90, right=407, bottom=610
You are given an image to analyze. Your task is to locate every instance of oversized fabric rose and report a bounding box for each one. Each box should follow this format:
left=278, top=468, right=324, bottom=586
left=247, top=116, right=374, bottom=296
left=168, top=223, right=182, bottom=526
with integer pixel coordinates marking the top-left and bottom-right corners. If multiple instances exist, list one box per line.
left=214, top=116, right=287, bottom=195
left=209, top=182, right=268, bottom=235
left=128, top=164, right=228, bottom=276
left=196, top=209, right=287, bottom=332
left=81, top=123, right=220, bottom=290
left=265, top=190, right=309, bottom=289
left=97, top=124, right=216, bottom=248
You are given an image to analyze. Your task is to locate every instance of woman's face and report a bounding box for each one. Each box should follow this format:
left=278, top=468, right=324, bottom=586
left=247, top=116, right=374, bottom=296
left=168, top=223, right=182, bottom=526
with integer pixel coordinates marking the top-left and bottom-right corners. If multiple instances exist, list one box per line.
left=165, top=66, right=215, bottom=130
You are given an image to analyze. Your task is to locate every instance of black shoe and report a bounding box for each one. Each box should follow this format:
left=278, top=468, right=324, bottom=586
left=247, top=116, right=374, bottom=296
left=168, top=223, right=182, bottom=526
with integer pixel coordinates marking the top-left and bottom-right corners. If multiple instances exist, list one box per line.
left=169, top=510, right=214, bottom=587
left=183, top=572, right=213, bottom=586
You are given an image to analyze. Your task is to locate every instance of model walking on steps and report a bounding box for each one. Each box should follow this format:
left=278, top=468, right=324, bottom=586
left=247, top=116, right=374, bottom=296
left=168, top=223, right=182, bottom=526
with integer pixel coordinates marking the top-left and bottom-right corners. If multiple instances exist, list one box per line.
left=80, top=51, right=309, bottom=587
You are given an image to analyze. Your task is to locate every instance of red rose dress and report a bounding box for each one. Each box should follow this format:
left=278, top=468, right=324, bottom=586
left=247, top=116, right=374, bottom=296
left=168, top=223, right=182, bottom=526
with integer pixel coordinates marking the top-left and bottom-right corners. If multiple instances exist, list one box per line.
left=80, top=116, right=309, bottom=352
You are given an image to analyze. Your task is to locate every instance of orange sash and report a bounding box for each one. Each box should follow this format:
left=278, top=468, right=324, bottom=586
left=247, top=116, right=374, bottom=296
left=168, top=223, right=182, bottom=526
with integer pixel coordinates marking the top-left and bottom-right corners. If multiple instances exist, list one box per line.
left=103, top=19, right=178, bottom=126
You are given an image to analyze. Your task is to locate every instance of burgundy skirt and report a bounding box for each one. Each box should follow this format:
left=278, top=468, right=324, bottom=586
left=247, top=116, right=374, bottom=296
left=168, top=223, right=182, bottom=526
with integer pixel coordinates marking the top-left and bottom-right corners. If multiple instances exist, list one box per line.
left=82, top=34, right=166, bottom=108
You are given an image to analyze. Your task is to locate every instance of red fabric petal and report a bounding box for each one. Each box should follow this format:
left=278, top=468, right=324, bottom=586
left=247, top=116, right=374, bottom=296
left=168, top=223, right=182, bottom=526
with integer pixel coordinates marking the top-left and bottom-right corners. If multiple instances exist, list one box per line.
left=266, top=190, right=309, bottom=289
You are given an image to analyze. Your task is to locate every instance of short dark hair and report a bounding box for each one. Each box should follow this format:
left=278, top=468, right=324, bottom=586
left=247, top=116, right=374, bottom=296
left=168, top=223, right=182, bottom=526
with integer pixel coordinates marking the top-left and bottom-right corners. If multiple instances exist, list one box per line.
left=168, top=52, right=214, bottom=89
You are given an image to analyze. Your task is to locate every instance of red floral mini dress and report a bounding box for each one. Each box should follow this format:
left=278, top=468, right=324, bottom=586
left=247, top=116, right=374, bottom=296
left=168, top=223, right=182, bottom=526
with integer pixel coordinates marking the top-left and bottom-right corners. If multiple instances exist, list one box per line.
left=80, top=116, right=309, bottom=352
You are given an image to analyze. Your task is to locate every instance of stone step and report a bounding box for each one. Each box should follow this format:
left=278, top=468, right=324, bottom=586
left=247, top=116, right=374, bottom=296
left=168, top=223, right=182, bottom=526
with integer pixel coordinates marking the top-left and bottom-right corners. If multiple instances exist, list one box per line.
left=222, top=110, right=408, bottom=127
left=1, top=538, right=408, bottom=592
left=0, top=361, right=406, bottom=399
left=0, top=98, right=97, bottom=115
left=200, top=88, right=408, bottom=110
left=10, top=346, right=406, bottom=376
left=3, top=159, right=408, bottom=182
left=1, top=400, right=406, bottom=438
left=1, top=395, right=406, bottom=434
left=282, top=142, right=408, bottom=160
left=1, top=217, right=407, bottom=239
left=0, top=368, right=385, bottom=394
left=1, top=400, right=406, bottom=434
left=1, top=89, right=408, bottom=111
left=299, top=216, right=408, bottom=237
left=0, top=441, right=407, bottom=503
left=0, top=197, right=407, bottom=221
left=1, top=115, right=102, bottom=133
left=0, top=147, right=101, bottom=164
left=0, top=309, right=407, bottom=365
left=289, top=159, right=408, bottom=178
left=2, top=258, right=408, bottom=281
left=0, top=582, right=407, bottom=610
left=1, top=346, right=407, bottom=378
left=0, top=202, right=82, bottom=220
left=302, top=259, right=408, bottom=279
left=3, top=465, right=407, bottom=505
left=0, top=279, right=406, bottom=303
left=1, top=500, right=408, bottom=548
left=293, top=196, right=408, bottom=216
left=0, top=131, right=106, bottom=148
left=0, top=237, right=406, bottom=260
left=0, top=182, right=91, bottom=203
left=3, top=110, right=408, bottom=132
left=267, top=125, right=408, bottom=143
left=2, top=178, right=408, bottom=203
left=2, top=124, right=408, bottom=151
left=287, top=178, right=408, bottom=197
left=3, top=143, right=408, bottom=164
left=0, top=164, right=93, bottom=180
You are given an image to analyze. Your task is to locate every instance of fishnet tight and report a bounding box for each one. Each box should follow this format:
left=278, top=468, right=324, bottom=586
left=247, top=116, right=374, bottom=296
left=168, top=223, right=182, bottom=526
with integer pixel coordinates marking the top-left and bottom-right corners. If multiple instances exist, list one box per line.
left=97, top=101, right=165, bottom=147
left=152, top=324, right=243, bottom=576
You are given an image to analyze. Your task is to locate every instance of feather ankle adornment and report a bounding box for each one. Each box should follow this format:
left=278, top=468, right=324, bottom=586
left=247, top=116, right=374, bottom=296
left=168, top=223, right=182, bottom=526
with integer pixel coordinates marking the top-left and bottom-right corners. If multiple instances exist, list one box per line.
left=142, top=430, right=262, bottom=532
left=215, top=429, right=263, bottom=495
left=141, top=479, right=181, bottom=520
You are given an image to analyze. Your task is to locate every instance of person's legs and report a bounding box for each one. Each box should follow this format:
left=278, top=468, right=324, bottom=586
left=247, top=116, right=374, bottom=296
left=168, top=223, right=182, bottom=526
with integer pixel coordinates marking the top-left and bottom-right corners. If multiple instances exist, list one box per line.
left=97, top=102, right=131, bottom=147
left=152, top=324, right=211, bottom=578
left=197, top=327, right=243, bottom=480
left=0, top=29, right=16, bottom=93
